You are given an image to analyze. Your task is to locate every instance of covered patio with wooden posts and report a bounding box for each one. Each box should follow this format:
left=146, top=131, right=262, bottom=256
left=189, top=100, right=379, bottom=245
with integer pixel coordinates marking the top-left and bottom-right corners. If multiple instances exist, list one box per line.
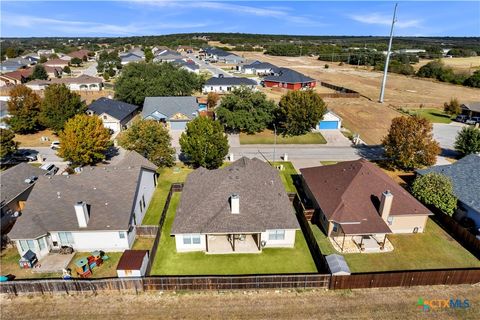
left=206, top=233, right=262, bottom=254
left=330, top=223, right=393, bottom=254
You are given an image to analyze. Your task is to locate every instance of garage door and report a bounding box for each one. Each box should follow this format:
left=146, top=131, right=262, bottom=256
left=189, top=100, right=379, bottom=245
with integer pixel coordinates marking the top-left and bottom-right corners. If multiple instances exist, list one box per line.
left=170, top=121, right=188, bottom=130
left=319, top=121, right=339, bottom=130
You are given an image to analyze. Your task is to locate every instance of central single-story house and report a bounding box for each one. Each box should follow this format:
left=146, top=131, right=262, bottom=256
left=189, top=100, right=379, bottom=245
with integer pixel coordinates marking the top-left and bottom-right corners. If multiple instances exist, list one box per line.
left=26, top=75, right=103, bottom=91
left=153, top=50, right=183, bottom=63
left=203, top=76, right=257, bottom=94
left=9, top=151, right=158, bottom=259
left=317, top=110, right=342, bottom=130
left=417, top=154, right=480, bottom=228
left=142, top=96, right=200, bottom=130
left=263, top=68, right=316, bottom=90
left=460, top=102, right=480, bottom=118
left=301, top=159, right=432, bottom=253
left=171, top=157, right=300, bottom=254
left=87, top=97, right=140, bottom=133
left=240, top=61, right=278, bottom=75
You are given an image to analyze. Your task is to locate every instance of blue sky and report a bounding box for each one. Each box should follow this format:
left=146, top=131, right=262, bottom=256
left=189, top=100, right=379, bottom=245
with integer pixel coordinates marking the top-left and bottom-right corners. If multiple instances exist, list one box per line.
left=1, top=1, right=479, bottom=37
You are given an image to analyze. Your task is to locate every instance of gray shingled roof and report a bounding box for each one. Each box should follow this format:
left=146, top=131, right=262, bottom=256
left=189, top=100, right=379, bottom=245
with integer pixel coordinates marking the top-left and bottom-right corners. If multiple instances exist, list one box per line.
left=142, top=96, right=198, bottom=120
left=171, top=157, right=299, bottom=234
left=9, top=151, right=157, bottom=240
left=0, top=163, right=44, bottom=208
left=205, top=77, right=257, bottom=86
left=120, top=52, right=143, bottom=62
left=244, top=61, right=278, bottom=70
left=264, top=68, right=315, bottom=84
left=417, top=154, right=480, bottom=213
left=461, top=102, right=480, bottom=113
left=88, top=97, right=139, bottom=121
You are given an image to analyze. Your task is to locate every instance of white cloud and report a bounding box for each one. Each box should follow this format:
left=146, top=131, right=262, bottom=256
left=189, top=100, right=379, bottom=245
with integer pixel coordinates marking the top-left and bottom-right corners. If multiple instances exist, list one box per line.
left=2, top=12, right=210, bottom=36
left=350, top=13, right=422, bottom=29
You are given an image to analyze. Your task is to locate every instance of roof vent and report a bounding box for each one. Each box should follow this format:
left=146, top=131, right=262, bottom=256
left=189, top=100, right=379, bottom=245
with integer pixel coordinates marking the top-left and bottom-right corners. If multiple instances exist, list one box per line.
left=230, top=194, right=240, bottom=214
left=57, top=192, right=61, bottom=198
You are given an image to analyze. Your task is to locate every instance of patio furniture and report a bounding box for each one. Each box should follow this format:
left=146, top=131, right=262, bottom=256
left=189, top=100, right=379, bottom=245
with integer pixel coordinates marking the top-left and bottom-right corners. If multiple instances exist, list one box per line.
left=18, top=250, right=38, bottom=269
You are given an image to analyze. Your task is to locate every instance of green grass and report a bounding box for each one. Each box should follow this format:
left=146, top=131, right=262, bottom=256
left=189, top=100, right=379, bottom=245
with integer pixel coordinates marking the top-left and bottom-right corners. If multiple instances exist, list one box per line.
left=142, top=164, right=193, bottom=225
left=150, top=193, right=317, bottom=275
left=0, top=248, right=62, bottom=279
left=310, top=219, right=480, bottom=273
left=410, top=108, right=453, bottom=124
left=67, top=252, right=123, bottom=278
left=272, top=161, right=298, bottom=193
left=240, top=130, right=327, bottom=145
left=320, top=161, right=338, bottom=166
left=132, top=237, right=155, bottom=251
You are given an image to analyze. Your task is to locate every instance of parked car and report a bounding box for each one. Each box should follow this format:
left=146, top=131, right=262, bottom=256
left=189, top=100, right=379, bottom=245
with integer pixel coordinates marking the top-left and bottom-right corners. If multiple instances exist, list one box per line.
left=13, top=150, right=37, bottom=162
left=465, top=117, right=480, bottom=125
left=39, top=163, right=58, bottom=175
left=455, top=115, right=468, bottom=123
left=50, top=141, right=61, bottom=150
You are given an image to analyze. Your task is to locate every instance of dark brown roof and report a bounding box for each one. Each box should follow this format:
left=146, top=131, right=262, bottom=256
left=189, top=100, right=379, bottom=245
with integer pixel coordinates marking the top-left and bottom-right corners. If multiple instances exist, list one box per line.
left=116, top=250, right=148, bottom=270
left=300, top=159, right=431, bottom=235
left=171, top=157, right=299, bottom=234
left=67, top=50, right=91, bottom=59
left=1, top=68, right=33, bottom=81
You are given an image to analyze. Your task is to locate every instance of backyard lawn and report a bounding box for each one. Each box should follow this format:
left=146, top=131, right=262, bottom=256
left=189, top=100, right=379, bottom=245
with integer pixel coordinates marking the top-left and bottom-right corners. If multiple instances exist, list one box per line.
left=132, top=237, right=155, bottom=251
left=150, top=193, right=317, bottom=275
left=410, top=108, right=452, bottom=124
left=240, top=130, right=327, bottom=145
left=0, top=247, right=61, bottom=279
left=142, top=164, right=193, bottom=225
left=310, top=219, right=480, bottom=273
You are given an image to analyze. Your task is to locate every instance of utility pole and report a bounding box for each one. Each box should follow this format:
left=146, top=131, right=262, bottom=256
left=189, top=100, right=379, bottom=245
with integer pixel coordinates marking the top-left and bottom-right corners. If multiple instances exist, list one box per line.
left=379, top=3, right=398, bottom=103
left=273, top=124, right=277, bottom=165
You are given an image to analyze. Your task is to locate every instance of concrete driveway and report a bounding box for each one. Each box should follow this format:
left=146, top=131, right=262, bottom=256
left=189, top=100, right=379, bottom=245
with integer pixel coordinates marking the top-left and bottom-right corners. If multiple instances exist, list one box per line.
left=170, top=130, right=183, bottom=148
left=432, top=122, right=467, bottom=155
left=187, top=54, right=232, bottom=77
left=318, top=130, right=351, bottom=146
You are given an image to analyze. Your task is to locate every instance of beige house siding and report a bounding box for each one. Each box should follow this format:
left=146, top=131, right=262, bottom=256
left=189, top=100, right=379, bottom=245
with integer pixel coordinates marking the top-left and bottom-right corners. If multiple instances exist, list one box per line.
left=388, top=215, right=429, bottom=234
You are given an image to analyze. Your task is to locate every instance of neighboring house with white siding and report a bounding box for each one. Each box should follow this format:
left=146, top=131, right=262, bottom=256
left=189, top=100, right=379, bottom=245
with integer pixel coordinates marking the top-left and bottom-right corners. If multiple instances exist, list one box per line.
left=26, top=75, right=103, bottom=91
left=87, top=97, right=140, bottom=133
left=171, top=157, right=299, bottom=254
left=9, top=151, right=158, bottom=259
left=202, top=76, right=257, bottom=94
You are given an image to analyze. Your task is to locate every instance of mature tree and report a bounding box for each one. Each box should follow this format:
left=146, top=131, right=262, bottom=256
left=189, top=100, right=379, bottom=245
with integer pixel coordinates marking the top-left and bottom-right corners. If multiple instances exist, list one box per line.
left=103, top=72, right=110, bottom=81
left=5, top=47, right=17, bottom=58
left=63, top=65, right=71, bottom=74
left=31, top=64, right=48, bottom=80
left=97, top=50, right=121, bottom=74
left=0, top=128, right=17, bottom=158
left=39, top=84, right=86, bottom=132
left=454, top=126, right=480, bottom=156
left=115, top=62, right=204, bottom=105
left=443, top=98, right=461, bottom=116
left=383, top=116, right=440, bottom=170
left=6, top=85, right=42, bottom=133
left=216, top=88, right=276, bottom=134
left=464, top=70, right=480, bottom=88
left=412, top=173, right=457, bottom=215
left=144, top=47, right=154, bottom=63
left=207, top=92, right=219, bottom=110
left=49, top=53, right=59, bottom=59
left=58, top=115, right=111, bottom=165
left=70, top=57, right=82, bottom=66
left=179, top=117, right=229, bottom=169
left=118, top=119, right=175, bottom=167
left=276, top=90, right=326, bottom=136
left=39, top=56, right=48, bottom=63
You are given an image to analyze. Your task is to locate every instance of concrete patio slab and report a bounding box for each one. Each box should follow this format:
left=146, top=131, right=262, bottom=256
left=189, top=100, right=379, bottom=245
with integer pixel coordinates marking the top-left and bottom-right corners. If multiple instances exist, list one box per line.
left=33, top=253, right=74, bottom=273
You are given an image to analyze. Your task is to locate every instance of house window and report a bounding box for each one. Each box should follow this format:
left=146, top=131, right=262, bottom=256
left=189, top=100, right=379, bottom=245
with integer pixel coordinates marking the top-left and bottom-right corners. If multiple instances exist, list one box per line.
left=183, top=234, right=201, bottom=245
left=268, top=230, right=285, bottom=241
left=219, top=86, right=222, bottom=91
left=103, top=115, right=107, bottom=120
left=332, top=223, right=338, bottom=232
left=142, top=195, right=146, bottom=209
left=210, top=86, right=213, bottom=91
left=20, top=240, right=36, bottom=251
left=139, top=200, right=143, bottom=213
left=38, top=238, right=46, bottom=251
left=387, top=216, right=394, bottom=225
left=58, top=232, right=74, bottom=245
left=119, top=231, right=125, bottom=239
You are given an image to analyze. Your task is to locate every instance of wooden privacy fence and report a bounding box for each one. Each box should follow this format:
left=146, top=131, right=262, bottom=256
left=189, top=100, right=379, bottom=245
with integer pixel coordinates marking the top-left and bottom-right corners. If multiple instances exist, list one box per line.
left=145, top=183, right=183, bottom=276
left=320, top=82, right=360, bottom=98
left=135, top=226, right=159, bottom=237
left=331, top=269, right=480, bottom=290
left=0, top=274, right=331, bottom=295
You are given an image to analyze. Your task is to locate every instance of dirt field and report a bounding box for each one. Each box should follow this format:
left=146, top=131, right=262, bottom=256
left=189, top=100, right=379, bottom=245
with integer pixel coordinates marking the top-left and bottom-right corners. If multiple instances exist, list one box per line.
left=14, top=129, right=58, bottom=147
left=1, top=285, right=478, bottom=319
left=414, top=57, right=480, bottom=74
left=236, top=52, right=480, bottom=144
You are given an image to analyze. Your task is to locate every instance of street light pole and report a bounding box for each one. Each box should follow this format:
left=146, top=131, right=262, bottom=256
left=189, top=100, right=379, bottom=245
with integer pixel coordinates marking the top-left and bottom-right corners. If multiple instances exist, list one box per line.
left=379, top=3, right=398, bottom=103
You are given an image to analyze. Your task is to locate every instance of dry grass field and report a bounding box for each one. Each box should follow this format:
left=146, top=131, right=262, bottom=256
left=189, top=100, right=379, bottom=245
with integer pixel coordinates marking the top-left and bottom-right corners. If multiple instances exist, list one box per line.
left=236, top=52, right=480, bottom=144
left=1, top=285, right=478, bottom=319
left=414, top=57, right=480, bottom=74
left=14, top=129, right=58, bottom=147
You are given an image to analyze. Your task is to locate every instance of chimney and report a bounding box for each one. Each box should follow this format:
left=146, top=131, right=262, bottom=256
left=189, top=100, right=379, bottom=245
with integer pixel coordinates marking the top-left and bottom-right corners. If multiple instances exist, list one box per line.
left=230, top=194, right=239, bottom=214
left=74, top=201, right=89, bottom=228
left=379, top=190, right=393, bottom=221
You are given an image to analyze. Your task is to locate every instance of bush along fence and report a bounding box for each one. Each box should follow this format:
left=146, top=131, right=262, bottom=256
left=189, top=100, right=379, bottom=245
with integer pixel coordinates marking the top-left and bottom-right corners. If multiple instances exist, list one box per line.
left=144, top=183, right=183, bottom=276
left=319, top=82, right=360, bottom=98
